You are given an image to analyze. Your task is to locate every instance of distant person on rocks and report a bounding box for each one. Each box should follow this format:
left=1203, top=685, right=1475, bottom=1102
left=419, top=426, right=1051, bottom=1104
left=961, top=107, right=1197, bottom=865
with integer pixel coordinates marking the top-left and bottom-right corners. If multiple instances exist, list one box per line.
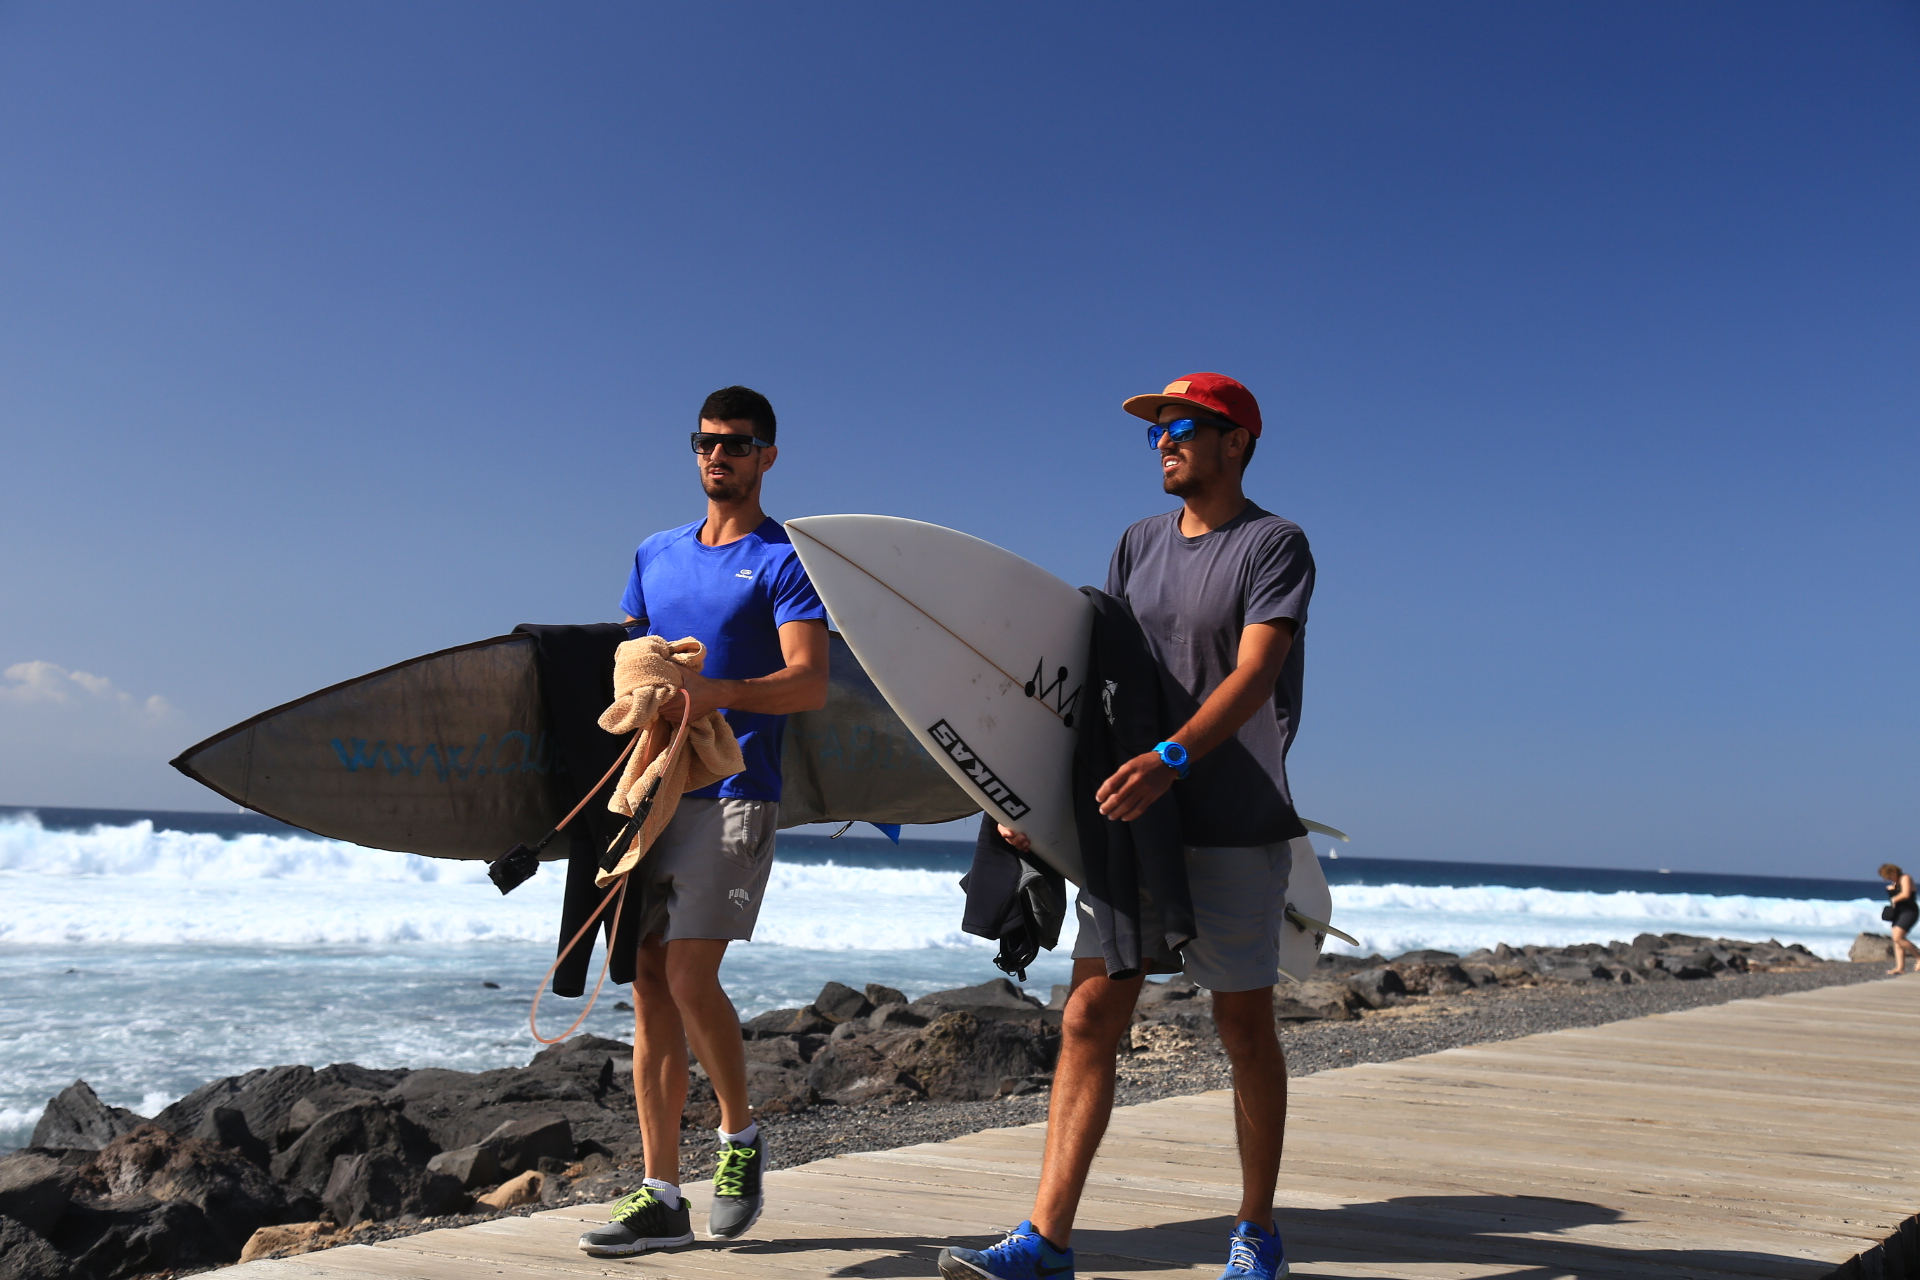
left=1880, top=863, right=1918, bottom=975
left=939, top=373, right=1314, bottom=1280
left=576, top=386, right=829, bottom=1258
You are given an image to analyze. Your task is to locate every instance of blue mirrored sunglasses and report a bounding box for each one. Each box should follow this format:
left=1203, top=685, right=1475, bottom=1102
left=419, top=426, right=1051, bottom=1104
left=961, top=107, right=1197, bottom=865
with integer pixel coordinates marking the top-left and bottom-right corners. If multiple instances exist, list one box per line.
left=1146, top=416, right=1238, bottom=448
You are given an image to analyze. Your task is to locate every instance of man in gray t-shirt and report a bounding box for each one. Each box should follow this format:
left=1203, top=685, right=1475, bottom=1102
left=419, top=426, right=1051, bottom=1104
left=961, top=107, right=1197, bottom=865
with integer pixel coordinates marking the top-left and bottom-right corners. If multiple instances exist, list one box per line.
left=940, top=372, right=1312, bottom=1280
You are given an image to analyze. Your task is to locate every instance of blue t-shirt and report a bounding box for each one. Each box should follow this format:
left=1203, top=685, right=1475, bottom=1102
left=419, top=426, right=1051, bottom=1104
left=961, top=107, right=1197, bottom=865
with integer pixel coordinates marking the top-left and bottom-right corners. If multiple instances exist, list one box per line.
left=620, top=517, right=827, bottom=802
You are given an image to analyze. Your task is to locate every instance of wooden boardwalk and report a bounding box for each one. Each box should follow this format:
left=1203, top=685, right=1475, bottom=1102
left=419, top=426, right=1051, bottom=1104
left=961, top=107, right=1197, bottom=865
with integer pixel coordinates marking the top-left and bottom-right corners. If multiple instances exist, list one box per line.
left=224, top=977, right=1919, bottom=1280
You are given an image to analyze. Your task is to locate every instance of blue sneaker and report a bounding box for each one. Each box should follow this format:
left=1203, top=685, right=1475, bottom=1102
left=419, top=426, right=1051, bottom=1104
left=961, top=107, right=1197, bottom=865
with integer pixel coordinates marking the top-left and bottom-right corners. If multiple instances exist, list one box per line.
left=1216, top=1220, right=1287, bottom=1280
left=939, top=1221, right=1074, bottom=1280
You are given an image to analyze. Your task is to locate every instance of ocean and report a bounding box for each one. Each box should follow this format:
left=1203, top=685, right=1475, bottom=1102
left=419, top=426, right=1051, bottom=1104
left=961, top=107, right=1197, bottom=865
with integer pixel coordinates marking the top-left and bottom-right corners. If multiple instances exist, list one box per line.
left=0, top=805, right=1887, bottom=1153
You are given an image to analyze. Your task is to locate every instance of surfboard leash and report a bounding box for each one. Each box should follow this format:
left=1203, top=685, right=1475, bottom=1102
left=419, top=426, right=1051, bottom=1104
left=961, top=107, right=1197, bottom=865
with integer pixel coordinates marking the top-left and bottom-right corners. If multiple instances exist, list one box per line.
left=487, top=725, right=645, bottom=895
left=528, top=689, right=696, bottom=1046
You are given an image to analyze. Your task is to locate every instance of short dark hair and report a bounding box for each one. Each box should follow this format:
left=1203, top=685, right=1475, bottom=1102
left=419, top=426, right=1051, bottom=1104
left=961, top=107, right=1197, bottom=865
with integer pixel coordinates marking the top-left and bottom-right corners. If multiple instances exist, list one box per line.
left=1241, top=435, right=1257, bottom=472
left=699, top=385, right=777, bottom=443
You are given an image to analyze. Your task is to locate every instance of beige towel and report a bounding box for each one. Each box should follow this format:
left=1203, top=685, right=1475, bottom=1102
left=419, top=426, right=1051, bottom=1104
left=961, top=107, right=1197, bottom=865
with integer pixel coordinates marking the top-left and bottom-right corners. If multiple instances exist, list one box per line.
left=595, top=636, right=745, bottom=886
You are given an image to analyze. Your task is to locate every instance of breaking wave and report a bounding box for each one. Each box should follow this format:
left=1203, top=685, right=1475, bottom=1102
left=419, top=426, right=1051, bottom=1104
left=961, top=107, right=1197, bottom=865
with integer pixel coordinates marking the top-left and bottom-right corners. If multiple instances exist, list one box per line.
left=0, top=813, right=1879, bottom=956
left=0, top=813, right=978, bottom=950
left=1325, top=882, right=1879, bottom=960
left=0, top=813, right=491, bottom=884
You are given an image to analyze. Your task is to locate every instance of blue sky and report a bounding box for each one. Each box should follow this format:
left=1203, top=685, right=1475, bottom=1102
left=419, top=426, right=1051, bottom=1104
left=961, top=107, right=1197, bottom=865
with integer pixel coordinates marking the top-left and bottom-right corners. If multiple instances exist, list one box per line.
left=1, top=2, right=1914, bottom=876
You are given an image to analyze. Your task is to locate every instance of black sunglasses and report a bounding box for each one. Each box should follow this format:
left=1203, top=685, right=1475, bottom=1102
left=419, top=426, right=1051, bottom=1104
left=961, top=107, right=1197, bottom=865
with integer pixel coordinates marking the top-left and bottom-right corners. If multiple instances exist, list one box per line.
left=691, top=432, right=773, bottom=457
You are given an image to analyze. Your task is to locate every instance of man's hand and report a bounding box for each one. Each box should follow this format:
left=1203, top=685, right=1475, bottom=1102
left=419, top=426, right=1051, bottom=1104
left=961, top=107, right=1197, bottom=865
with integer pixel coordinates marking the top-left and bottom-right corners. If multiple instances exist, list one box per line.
left=662, top=619, right=830, bottom=721
left=995, top=824, right=1032, bottom=852
left=678, top=668, right=727, bottom=720
left=1096, top=751, right=1178, bottom=823
left=1091, top=619, right=1295, bottom=823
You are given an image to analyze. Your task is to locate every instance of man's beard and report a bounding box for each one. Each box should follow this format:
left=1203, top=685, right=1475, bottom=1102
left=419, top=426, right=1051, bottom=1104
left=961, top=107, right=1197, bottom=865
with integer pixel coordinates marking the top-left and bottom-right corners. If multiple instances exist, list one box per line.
left=1162, top=468, right=1202, bottom=498
left=703, top=472, right=753, bottom=503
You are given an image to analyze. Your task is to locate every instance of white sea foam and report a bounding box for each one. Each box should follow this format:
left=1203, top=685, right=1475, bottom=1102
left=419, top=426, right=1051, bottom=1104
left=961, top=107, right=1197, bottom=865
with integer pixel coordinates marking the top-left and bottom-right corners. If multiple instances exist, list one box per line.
left=1326, top=882, right=1880, bottom=960
left=0, top=815, right=491, bottom=884
left=0, top=814, right=1880, bottom=956
left=0, top=815, right=980, bottom=951
left=0, top=1106, right=46, bottom=1137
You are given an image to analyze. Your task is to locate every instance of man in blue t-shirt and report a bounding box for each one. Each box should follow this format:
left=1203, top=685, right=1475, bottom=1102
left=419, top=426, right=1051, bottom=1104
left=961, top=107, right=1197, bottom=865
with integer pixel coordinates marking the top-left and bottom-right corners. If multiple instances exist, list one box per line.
left=578, top=386, right=827, bottom=1259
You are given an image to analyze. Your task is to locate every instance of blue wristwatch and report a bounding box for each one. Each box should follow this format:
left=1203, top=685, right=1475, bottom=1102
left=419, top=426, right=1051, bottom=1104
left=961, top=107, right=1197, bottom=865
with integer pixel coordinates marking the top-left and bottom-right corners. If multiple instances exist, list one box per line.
left=1152, top=740, right=1190, bottom=779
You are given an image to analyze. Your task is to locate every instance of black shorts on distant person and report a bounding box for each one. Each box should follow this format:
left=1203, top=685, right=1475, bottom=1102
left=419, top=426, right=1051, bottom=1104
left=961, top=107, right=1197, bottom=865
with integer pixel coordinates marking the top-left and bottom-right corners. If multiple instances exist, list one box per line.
left=1893, top=905, right=1917, bottom=933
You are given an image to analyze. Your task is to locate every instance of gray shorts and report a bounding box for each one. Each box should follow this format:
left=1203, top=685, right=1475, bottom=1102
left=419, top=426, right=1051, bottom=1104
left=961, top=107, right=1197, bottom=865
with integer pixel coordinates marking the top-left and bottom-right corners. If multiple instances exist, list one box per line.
left=1071, top=841, right=1294, bottom=992
left=633, top=798, right=778, bottom=944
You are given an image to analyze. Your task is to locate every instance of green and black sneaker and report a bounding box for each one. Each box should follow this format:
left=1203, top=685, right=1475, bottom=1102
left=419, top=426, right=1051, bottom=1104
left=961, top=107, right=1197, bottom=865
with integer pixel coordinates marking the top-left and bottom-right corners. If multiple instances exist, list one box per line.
left=708, top=1132, right=768, bottom=1239
left=577, top=1186, right=695, bottom=1257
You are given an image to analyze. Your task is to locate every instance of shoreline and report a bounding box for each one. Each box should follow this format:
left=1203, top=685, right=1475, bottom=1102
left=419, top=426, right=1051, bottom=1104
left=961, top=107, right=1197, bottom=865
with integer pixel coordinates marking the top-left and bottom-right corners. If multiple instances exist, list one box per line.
left=2, top=939, right=1895, bottom=1274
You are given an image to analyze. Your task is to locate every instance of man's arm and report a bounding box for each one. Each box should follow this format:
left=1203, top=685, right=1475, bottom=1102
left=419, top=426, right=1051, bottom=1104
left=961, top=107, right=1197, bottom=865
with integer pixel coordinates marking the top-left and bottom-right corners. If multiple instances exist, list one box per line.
left=633, top=617, right=828, bottom=718
left=1094, top=618, right=1295, bottom=823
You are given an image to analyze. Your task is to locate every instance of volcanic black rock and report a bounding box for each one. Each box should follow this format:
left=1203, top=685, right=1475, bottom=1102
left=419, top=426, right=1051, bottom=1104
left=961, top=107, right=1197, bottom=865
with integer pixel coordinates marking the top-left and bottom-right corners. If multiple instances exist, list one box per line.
left=1345, top=967, right=1407, bottom=1009
left=30, top=1082, right=142, bottom=1151
left=322, top=1152, right=466, bottom=1226
left=0, top=1214, right=70, bottom=1280
left=80, top=1124, right=295, bottom=1254
left=888, top=1011, right=1056, bottom=1101
left=0, top=1150, right=79, bottom=1237
left=270, top=1104, right=435, bottom=1199
left=479, top=1114, right=574, bottom=1178
left=805, top=1037, right=922, bottom=1105
left=813, top=981, right=875, bottom=1025
left=909, top=979, right=1046, bottom=1024
left=50, top=1195, right=226, bottom=1280
left=864, top=983, right=907, bottom=1008
left=425, top=1143, right=501, bottom=1190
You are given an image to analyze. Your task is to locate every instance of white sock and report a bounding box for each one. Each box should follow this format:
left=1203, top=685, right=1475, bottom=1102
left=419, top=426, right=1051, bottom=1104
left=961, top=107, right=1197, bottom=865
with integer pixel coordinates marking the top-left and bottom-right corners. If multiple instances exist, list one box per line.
left=642, top=1177, right=682, bottom=1209
left=719, top=1121, right=759, bottom=1147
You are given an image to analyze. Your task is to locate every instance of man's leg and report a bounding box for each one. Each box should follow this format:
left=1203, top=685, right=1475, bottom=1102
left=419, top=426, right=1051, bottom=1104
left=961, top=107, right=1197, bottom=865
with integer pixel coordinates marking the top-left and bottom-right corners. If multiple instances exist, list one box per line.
left=1029, top=959, right=1146, bottom=1246
left=580, top=932, right=699, bottom=1257
left=663, top=937, right=752, bottom=1134
left=585, top=798, right=775, bottom=1257
left=1210, top=986, right=1287, bottom=1227
left=1177, top=841, right=1294, bottom=1280
left=630, top=933, right=690, bottom=1182
left=939, top=958, right=1140, bottom=1280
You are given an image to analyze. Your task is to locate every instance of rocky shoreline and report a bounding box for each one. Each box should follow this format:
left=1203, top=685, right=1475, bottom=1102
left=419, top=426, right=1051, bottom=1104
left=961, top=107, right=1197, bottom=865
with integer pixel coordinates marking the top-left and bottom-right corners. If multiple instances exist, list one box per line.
left=0, top=932, right=1897, bottom=1278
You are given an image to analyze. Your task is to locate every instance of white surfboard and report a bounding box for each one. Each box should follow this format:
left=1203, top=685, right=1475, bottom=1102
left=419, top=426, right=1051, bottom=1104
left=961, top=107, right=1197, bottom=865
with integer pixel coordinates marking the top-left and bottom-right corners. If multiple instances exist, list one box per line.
left=787, top=515, right=1091, bottom=885
left=788, top=513, right=1359, bottom=972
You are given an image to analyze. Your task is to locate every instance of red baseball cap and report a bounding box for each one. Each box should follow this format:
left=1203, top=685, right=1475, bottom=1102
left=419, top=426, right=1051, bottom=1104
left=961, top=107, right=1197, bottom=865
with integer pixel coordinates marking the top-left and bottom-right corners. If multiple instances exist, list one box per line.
left=1122, top=372, right=1262, bottom=438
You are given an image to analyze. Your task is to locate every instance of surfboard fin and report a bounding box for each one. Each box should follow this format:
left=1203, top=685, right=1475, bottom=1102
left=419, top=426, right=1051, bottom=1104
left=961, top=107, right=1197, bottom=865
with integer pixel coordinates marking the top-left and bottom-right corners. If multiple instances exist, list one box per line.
left=1299, top=818, right=1350, bottom=842
left=1284, top=905, right=1359, bottom=948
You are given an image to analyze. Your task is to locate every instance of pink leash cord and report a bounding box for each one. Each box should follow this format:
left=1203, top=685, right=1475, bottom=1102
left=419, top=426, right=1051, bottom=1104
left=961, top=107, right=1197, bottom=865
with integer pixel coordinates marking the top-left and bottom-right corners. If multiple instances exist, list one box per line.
left=528, top=688, right=695, bottom=1045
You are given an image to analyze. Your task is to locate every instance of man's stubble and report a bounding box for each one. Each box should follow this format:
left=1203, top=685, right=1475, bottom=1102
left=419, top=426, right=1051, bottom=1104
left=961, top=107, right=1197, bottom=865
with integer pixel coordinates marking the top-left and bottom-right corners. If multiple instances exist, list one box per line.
left=702, top=468, right=759, bottom=504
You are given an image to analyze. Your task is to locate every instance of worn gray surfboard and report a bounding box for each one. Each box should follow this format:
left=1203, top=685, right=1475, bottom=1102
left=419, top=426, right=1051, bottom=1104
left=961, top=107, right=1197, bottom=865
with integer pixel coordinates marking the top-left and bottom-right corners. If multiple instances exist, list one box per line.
left=171, top=630, right=977, bottom=860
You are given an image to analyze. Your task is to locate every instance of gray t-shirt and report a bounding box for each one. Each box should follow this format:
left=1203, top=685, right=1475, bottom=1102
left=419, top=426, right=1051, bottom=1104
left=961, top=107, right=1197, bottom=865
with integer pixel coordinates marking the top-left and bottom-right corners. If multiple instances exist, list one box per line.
left=1105, top=503, right=1315, bottom=847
